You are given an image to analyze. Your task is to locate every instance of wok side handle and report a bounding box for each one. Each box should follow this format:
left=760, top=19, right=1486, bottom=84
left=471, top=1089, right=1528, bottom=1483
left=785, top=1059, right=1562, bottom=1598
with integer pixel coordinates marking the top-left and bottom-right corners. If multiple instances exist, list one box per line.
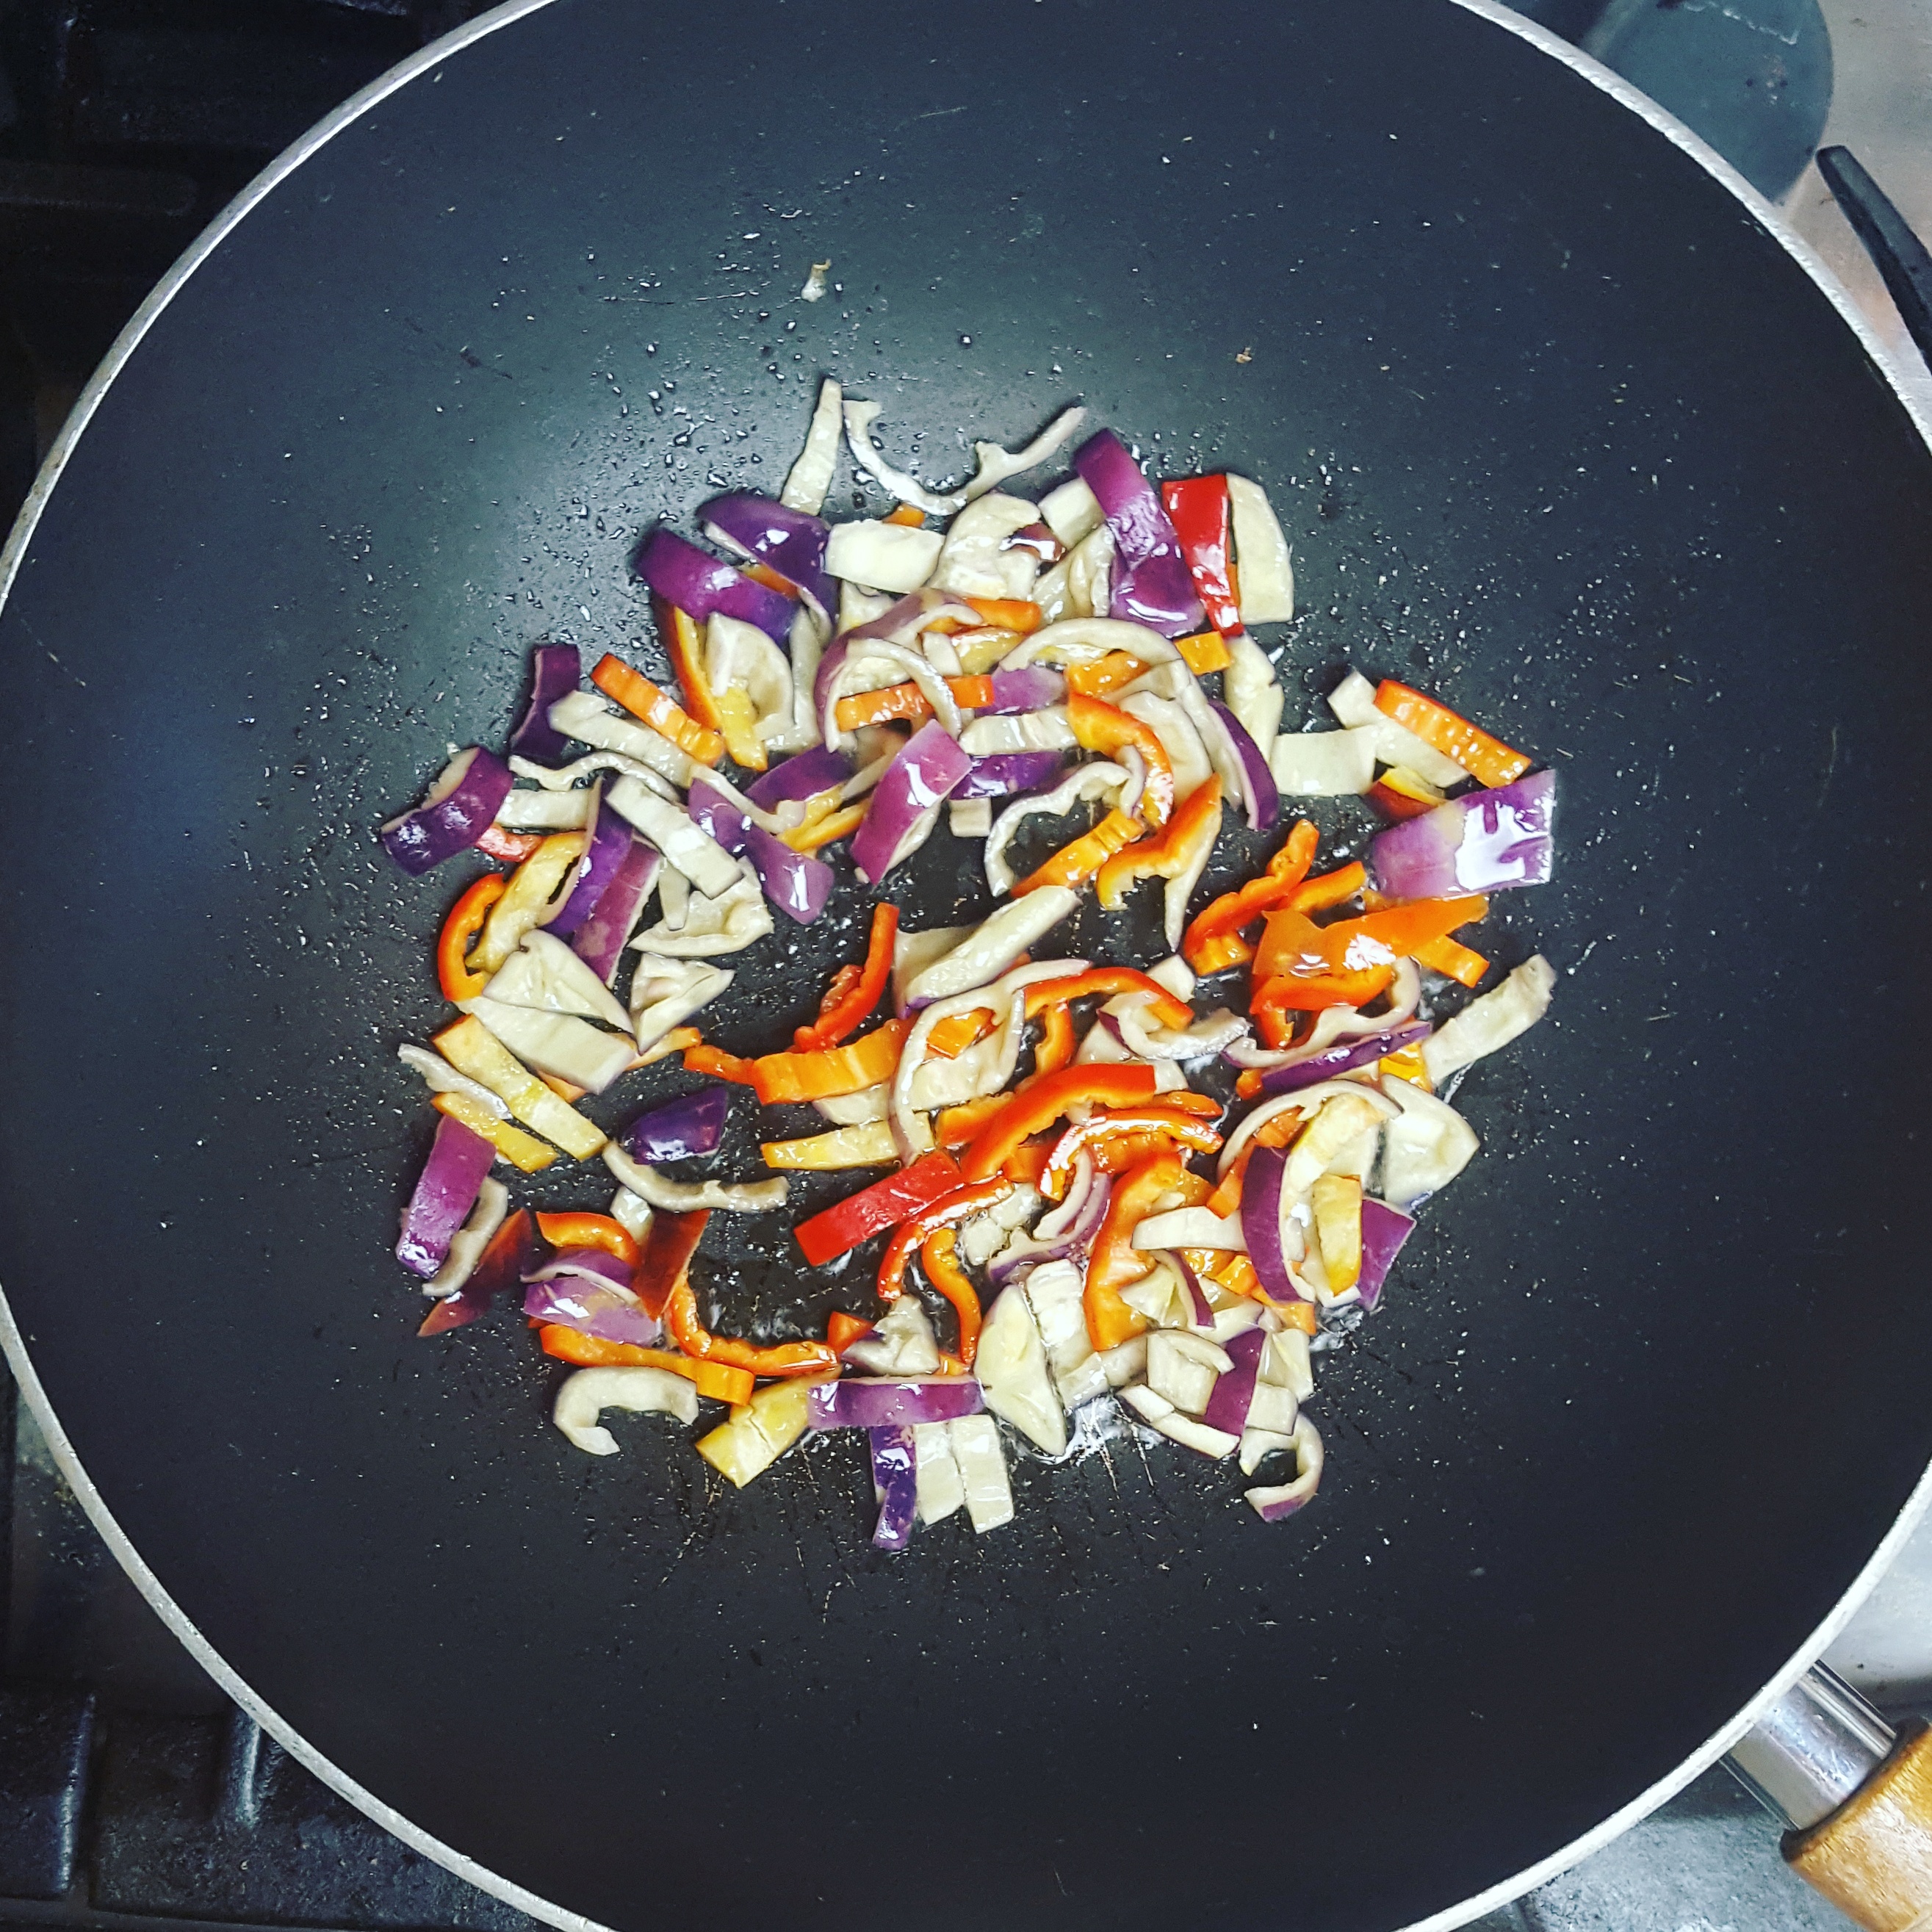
left=1815, top=145, right=1932, bottom=370
left=1729, top=1664, right=1932, bottom=1931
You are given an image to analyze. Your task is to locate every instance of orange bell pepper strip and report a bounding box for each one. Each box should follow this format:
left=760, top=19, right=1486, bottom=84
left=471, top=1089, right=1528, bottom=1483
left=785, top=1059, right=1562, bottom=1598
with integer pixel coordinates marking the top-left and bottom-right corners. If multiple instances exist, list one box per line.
left=1252, top=965, right=1394, bottom=1014
left=883, top=503, right=928, bottom=527
left=655, top=598, right=724, bottom=732
left=793, top=1150, right=964, bottom=1266
left=1023, top=967, right=1194, bottom=1033
left=1013, top=808, right=1145, bottom=897
left=958, top=1063, right=1160, bottom=1183
left=1064, top=652, right=1146, bottom=699
left=436, top=873, right=508, bottom=1001
left=1030, top=1003, right=1076, bottom=1078
left=750, top=1019, right=907, bottom=1106
left=1084, top=1149, right=1186, bottom=1350
left=633, top=1208, right=710, bottom=1320
left=1041, top=1105, right=1224, bottom=1200
left=1413, top=933, right=1489, bottom=987
left=925, top=1009, right=995, bottom=1060
left=683, top=1042, right=758, bottom=1085
left=1372, top=680, right=1529, bottom=788
left=739, top=561, right=801, bottom=599
left=533, top=1211, right=639, bottom=1269
left=1291, top=861, right=1367, bottom=915
left=1003, top=1142, right=1054, bottom=1187
left=1254, top=1006, right=1294, bottom=1048
left=1067, top=693, right=1174, bottom=829
left=920, top=1226, right=983, bottom=1367
left=536, top=1326, right=756, bottom=1403
left=835, top=683, right=933, bottom=732
left=1183, top=818, right=1320, bottom=973
left=475, top=823, right=542, bottom=863
left=934, top=1094, right=1007, bottom=1147
left=591, top=652, right=727, bottom=768
left=1252, top=895, right=1488, bottom=983
left=924, top=596, right=1042, bottom=634
left=793, top=901, right=897, bottom=1052
left=663, top=1276, right=839, bottom=1378
left=637, top=1026, right=700, bottom=1067
left=1175, top=630, right=1232, bottom=675
left=826, top=1310, right=872, bottom=1355
left=1095, top=774, right=1223, bottom=912
left=790, top=801, right=870, bottom=851
left=877, top=1175, right=1014, bottom=1302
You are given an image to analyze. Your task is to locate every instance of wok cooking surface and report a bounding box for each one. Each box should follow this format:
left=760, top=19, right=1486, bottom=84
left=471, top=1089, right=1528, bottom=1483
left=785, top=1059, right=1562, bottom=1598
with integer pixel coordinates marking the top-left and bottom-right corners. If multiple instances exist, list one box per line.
left=0, top=3, right=1929, bottom=1929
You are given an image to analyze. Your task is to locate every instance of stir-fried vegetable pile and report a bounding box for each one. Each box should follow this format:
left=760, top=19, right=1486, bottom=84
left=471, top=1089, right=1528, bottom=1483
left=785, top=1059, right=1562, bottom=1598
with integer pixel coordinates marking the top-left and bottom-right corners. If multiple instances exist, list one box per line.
left=380, top=383, right=1559, bottom=1544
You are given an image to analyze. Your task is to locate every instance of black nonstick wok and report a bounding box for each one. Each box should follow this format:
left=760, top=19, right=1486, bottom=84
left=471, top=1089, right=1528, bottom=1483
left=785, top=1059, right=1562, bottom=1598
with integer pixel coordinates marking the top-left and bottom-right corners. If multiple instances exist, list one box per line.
left=1, top=1, right=1929, bottom=1928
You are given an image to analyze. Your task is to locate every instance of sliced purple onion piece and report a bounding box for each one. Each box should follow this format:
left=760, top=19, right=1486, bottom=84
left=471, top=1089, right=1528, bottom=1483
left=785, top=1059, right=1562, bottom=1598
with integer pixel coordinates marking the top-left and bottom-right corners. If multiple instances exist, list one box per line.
left=1073, top=429, right=1204, bottom=638
left=746, top=745, right=850, bottom=810
left=525, top=1247, right=635, bottom=1293
left=1202, top=1327, right=1266, bottom=1436
left=621, top=1086, right=730, bottom=1163
left=379, top=746, right=514, bottom=876
left=571, top=837, right=660, bottom=985
left=851, top=721, right=972, bottom=884
left=1370, top=768, right=1556, bottom=899
left=396, top=1114, right=496, bottom=1277
left=807, top=1377, right=986, bottom=1431
left=990, top=1171, right=1111, bottom=1284
left=521, top=1276, right=660, bottom=1347
left=1239, top=1145, right=1308, bottom=1307
left=508, top=644, right=581, bottom=764
left=633, top=528, right=795, bottom=642
left=983, top=667, right=1065, bottom=713
left=744, top=823, right=834, bottom=923
left=699, top=491, right=833, bottom=617
left=1257, top=1022, right=1432, bottom=1096
left=1356, top=1200, right=1416, bottom=1313
left=1246, top=1416, right=1324, bottom=1520
left=869, top=1425, right=919, bottom=1552
left=1206, top=700, right=1280, bottom=831
left=954, top=750, right=1067, bottom=799
left=687, top=774, right=750, bottom=854
left=546, top=787, right=632, bottom=939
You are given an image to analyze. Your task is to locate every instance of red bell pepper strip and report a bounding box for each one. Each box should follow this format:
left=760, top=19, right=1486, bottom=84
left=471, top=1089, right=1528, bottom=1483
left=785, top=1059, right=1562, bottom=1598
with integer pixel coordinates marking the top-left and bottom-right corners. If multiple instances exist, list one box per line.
left=751, top=1019, right=907, bottom=1106
left=536, top=1325, right=755, bottom=1405
left=1095, top=774, right=1223, bottom=912
left=1291, top=861, right=1367, bottom=915
left=824, top=1311, right=872, bottom=1355
left=1252, top=895, right=1488, bottom=982
left=1040, top=1105, right=1224, bottom=1200
left=1013, top=809, right=1144, bottom=897
left=1023, top=967, right=1194, bottom=1033
left=1160, top=476, right=1243, bottom=635
left=793, top=1150, right=964, bottom=1266
left=1067, top=693, right=1174, bottom=829
left=683, top=1042, right=758, bottom=1086
left=1183, top=818, right=1319, bottom=973
left=1030, top=1003, right=1076, bottom=1078
left=634, top=1208, right=710, bottom=1320
left=436, top=873, right=508, bottom=1001
left=958, top=1064, right=1160, bottom=1183
left=654, top=598, right=725, bottom=733
left=533, top=1211, right=639, bottom=1270
left=1372, top=680, right=1530, bottom=788
left=591, top=652, right=727, bottom=768
left=919, top=1226, right=983, bottom=1367
left=1084, top=1149, right=1186, bottom=1351
left=663, top=1276, right=839, bottom=1378
left=934, top=1094, right=1009, bottom=1149
left=876, top=1176, right=1014, bottom=1302
left=793, top=901, right=898, bottom=1052
left=475, top=823, right=543, bottom=863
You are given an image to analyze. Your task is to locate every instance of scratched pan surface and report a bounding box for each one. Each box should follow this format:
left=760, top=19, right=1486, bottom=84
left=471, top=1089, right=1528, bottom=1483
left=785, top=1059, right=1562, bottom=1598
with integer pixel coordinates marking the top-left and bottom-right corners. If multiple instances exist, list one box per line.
left=0, top=1, right=1929, bottom=1927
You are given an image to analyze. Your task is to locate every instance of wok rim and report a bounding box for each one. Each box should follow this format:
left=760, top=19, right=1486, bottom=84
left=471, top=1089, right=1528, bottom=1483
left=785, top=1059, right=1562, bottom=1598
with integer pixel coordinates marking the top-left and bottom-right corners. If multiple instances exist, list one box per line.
left=0, top=3, right=1925, bottom=1928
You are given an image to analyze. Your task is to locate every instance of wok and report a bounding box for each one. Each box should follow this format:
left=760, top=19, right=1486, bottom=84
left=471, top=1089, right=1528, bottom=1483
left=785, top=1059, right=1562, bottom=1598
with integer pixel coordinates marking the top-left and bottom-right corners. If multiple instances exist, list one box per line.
left=1, top=1, right=1928, bottom=1928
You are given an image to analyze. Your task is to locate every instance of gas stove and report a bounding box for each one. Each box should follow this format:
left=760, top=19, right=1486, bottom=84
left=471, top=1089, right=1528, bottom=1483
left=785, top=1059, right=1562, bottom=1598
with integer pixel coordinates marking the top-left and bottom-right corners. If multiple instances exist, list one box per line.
left=0, top=2, right=1926, bottom=1929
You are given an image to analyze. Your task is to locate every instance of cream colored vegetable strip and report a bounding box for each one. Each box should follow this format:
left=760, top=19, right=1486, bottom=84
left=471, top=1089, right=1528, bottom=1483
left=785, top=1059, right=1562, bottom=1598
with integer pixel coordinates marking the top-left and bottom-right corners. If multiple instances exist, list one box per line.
left=1002, top=615, right=1181, bottom=671
left=1039, top=474, right=1103, bottom=547
left=433, top=1016, right=606, bottom=1160
left=1421, top=956, right=1555, bottom=1085
left=629, top=956, right=733, bottom=1048
left=482, top=929, right=632, bottom=1032
left=605, top=776, right=740, bottom=897
left=1326, top=669, right=1468, bottom=788
left=762, top=1119, right=920, bottom=1169
left=901, top=887, right=1078, bottom=1006
left=553, top=1366, right=698, bottom=1457
left=696, top=1377, right=823, bottom=1488
left=460, top=996, right=635, bottom=1094
left=949, top=1414, right=1014, bottom=1532
left=548, top=691, right=696, bottom=787
left=961, top=404, right=1086, bottom=501
left=984, top=764, right=1131, bottom=895
left=912, top=1421, right=966, bottom=1524
left=1379, top=1078, right=1479, bottom=1211
left=1227, top=474, right=1295, bottom=623
left=1269, top=726, right=1380, bottom=797
left=1223, top=632, right=1286, bottom=765
left=1215, top=1078, right=1398, bottom=1179
left=494, top=789, right=594, bottom=830
left=512, top=749, right=676, bottom=799
left=470, top=832, right=586, bottom=976
left=929, top=493, right=1042, bottom=600
left=975, top=1286, right=1067, bottom=1455
left=602, top=1141, right=789, bottom=1214
left=780, top=377, right=843, bottom=515
left=841, top=399, right=964, bottom=515
left=396, top=1043, right=508, bottom=1119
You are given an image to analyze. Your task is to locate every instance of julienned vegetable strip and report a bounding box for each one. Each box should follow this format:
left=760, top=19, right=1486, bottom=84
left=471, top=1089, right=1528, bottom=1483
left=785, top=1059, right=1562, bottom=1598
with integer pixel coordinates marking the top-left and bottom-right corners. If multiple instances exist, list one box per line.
left=381, top=386, right=1561, bottom=1547
left=1371, top=680, right=1529, bottom=788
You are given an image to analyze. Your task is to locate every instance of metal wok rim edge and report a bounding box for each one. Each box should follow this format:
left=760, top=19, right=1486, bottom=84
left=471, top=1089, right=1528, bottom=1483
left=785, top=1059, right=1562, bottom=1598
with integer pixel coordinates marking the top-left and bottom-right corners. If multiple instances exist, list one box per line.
left=0, top=4, right=1924, bottom=1930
